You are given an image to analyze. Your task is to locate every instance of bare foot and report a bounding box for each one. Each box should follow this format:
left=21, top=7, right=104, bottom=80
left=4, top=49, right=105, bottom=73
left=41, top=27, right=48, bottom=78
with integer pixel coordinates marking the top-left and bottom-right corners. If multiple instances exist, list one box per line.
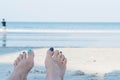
left=45, top=48, right=67, bottom=80
left=8, top=50, right=34, bottom=80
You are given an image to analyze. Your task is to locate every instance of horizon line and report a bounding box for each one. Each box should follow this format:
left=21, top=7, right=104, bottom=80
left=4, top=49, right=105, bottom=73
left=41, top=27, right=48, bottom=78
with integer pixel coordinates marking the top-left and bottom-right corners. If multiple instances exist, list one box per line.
left=5, top=21, right=120, bottom=23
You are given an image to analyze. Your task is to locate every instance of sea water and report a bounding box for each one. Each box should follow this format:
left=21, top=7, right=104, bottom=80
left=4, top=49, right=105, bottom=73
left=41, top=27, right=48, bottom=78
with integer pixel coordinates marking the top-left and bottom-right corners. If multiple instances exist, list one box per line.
left=0, top=22, right=120, bottom=47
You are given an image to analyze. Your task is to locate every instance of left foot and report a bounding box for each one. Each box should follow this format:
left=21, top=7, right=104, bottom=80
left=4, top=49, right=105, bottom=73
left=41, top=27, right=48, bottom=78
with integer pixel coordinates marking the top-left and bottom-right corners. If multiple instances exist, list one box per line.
left=8, top=50, right=34, bottom=80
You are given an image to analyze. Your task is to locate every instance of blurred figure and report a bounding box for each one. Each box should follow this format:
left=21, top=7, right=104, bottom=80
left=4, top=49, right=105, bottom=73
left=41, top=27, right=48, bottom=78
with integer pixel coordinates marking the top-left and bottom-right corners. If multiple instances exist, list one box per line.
left=2, top=18, right=6, bottom=27
left=1, top=18, right=7, bottom=47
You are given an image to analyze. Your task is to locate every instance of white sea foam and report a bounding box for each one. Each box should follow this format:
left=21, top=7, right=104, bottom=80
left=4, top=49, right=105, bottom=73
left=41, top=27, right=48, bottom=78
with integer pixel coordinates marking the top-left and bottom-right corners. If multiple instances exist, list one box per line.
left=0, top=29, right=120, bottom=33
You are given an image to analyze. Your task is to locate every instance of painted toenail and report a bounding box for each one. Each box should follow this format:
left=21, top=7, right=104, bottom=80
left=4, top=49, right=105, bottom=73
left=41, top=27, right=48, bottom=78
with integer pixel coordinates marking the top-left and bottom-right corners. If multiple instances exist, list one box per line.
left=50, top=47, right=54, bottom=51
left=60, top=51, right=62, bottom=53
left=28, top=49, right=32, bottom=54
left=23, top=51, right=25, bottom=54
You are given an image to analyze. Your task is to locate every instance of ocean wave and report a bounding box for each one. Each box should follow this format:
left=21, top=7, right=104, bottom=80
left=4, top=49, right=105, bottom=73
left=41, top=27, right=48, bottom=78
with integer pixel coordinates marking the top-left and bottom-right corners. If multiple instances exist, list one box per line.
left=0, top=29, right=120, bottom=33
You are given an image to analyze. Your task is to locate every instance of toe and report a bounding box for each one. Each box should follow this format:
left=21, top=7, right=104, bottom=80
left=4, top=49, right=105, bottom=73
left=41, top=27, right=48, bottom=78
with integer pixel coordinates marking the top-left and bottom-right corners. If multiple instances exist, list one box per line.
left=46, top=49, right=54, bottom=59
left=17, top=56, right=21, bottom=62
left=14, top=60, right=17, bottom=67
left=57, top=52, right=62, bottom=60
left=16, top=57, right=20, bottom=65
left=60, top=55, right=65, bottom=62
left=23, top=52, right=27, bottom=59
left=63, top=58, right=67, bottom=65
left=19, top=54, right=23, bottom=60
left=45, top=49, right=54, bottom=67
left=54, top=50, right=59, bottom=57
left=28, top=49, right=34, bottom=59
left=45, top=47, right=54, bottom=61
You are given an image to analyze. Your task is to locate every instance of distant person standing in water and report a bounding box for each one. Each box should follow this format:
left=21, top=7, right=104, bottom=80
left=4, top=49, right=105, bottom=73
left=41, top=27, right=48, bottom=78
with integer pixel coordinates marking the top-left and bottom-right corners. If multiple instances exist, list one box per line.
left=2, top=18, right=6, bottom=28
left=1, top=18, right=7, bottom=47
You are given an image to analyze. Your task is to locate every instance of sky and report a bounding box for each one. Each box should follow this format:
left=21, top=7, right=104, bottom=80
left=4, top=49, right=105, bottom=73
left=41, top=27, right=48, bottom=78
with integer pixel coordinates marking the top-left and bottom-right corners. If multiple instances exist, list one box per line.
left=0, top=0, right=120, bottom=22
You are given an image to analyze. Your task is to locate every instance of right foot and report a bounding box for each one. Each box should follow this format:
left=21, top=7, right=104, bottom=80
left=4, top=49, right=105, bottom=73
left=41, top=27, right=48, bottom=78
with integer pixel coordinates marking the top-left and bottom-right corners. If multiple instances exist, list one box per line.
left=45, top=48, right=67, bottom=80
left=8, top=50, right=34, bottom=80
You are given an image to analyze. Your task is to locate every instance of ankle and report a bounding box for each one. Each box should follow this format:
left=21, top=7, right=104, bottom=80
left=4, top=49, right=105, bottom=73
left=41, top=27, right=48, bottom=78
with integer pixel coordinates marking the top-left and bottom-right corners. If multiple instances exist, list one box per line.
left=8, top=71, right=27, bottom=80
left=8, top=71, right=20, bottom=80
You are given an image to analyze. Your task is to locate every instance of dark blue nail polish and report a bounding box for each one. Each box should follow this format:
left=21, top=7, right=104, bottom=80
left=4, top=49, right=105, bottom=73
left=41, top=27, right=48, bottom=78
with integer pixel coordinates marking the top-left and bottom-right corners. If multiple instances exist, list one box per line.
left=50, top=47, right=54, bottom=51
left=23, top=51, right=25, bottom=54
left=28, top=49, right=32, bottom=54
left=60, top=51, right=62, bottom=53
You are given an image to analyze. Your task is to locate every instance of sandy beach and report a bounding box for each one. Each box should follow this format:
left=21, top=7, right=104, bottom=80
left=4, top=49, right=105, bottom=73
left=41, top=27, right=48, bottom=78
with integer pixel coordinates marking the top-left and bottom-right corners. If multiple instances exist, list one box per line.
left=0, top=47, right=120, bottom=80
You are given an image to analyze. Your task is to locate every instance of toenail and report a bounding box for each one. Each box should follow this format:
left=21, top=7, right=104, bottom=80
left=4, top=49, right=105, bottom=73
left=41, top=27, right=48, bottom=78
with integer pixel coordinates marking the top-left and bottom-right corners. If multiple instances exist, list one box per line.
left=60, top=51, right=62, bottom=53
left=50, top=47, right=54, bottom=51
left=28, top=49, right=32, bottom=54
left=23, top=51, right=26, bottom=54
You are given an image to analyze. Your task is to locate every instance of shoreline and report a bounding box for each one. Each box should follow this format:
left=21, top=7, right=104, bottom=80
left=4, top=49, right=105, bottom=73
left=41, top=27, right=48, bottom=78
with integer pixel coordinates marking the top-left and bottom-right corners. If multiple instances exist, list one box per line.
left=1, top=29, right=120, bottom=33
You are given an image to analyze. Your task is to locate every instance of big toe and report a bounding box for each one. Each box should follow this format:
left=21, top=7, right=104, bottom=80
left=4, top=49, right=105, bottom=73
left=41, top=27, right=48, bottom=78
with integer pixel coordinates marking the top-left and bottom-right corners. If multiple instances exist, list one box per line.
left=28, top=49, right=34, bottom=59
left=46, top=48, right=54, bottom=59
left=45, top=48, right=54, bottom=66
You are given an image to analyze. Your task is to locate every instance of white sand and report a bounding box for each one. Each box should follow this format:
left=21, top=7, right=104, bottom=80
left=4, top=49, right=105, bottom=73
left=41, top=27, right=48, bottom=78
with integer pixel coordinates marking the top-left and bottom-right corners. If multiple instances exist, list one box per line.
left=0, top=48, right=120, bottom=80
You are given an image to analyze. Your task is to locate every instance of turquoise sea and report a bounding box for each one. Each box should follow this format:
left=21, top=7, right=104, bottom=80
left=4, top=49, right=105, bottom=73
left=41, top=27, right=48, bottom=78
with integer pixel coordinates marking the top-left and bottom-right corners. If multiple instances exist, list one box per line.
left=3, top=22, right=120, bottom=30
left=0, top=22, right=120, bottom=47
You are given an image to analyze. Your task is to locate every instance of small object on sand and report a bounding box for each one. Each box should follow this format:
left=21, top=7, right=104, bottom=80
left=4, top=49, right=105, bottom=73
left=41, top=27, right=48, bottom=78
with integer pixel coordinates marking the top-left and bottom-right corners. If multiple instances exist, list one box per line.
left=93, top=60, right=96, bottom=62
left=72, top=70, right=85, bottom=76
left=28, top=49, right=32, bottom=54
left=50, top=47, right=54, bottom=51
